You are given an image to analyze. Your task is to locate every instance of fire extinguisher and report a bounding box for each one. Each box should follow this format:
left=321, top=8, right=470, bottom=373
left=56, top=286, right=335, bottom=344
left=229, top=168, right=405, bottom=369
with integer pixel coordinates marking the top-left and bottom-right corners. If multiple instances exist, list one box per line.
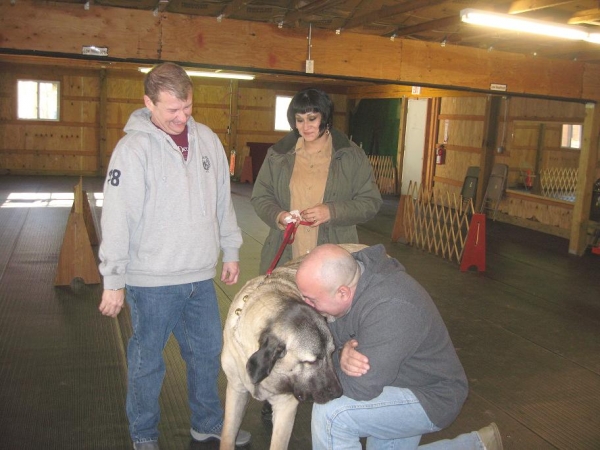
left=229, top=148, right=236, bottom=177
left=435, top=144, right=446, bottom=165
left=524, top=169, right=534, bottom=189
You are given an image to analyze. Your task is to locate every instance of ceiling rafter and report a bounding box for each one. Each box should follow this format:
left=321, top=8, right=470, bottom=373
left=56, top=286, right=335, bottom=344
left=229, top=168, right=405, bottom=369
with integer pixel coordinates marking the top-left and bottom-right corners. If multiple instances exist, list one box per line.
left=508, top=0, right=574, bottom=15
left=392, top=15, right=460, bottom=38
left=568, top=8, right=600, bottom=24
left=282, top=0, right=346, bottom=25
left=342, top=0, right=446, bottom=30
left=40, top=0, right=600, bottom=65
left=219, top=0, right=248, bottom=18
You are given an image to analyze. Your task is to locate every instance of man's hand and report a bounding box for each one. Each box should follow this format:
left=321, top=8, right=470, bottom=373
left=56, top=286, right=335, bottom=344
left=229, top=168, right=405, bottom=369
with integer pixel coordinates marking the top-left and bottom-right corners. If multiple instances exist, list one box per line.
left=221, top=261, right=240, bottom=285
left=340, top=339, right=370, bottom=377
left=99, top=289, right=125, bottom=318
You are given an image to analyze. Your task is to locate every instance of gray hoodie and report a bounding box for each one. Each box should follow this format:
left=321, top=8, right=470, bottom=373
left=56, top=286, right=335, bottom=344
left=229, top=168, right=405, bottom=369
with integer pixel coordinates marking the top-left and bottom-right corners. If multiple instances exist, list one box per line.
left=329, top=244, right=469, bottom=428
left=98, top=108, right=242, bottom=289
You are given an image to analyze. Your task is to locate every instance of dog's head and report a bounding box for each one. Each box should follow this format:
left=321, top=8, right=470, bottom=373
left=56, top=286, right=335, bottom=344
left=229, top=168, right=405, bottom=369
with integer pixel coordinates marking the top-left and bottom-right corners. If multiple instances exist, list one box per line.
left=246, top=298, right=342, bottom=404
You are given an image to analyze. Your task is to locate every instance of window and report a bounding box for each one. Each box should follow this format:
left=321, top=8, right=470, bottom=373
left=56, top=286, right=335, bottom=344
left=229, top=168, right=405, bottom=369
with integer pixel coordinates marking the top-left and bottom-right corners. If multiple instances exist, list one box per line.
left=274, top=95, right=292, bottom=131
left=17, top=80, right=60, bottom=120
left=561, top=124, right=582, bottom=149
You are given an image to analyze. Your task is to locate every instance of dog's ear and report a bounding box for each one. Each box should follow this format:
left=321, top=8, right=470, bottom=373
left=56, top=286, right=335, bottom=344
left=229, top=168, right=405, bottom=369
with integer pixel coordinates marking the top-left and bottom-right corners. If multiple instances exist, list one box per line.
left=246, top=333, right=287, bottom=384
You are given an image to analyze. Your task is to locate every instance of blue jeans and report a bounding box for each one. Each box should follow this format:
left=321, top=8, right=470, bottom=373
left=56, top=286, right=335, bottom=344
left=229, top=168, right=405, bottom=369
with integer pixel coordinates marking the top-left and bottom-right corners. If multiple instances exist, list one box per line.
left=312, top=386, right=484, bottom=450
left=126, top=281, right=224, bottom=444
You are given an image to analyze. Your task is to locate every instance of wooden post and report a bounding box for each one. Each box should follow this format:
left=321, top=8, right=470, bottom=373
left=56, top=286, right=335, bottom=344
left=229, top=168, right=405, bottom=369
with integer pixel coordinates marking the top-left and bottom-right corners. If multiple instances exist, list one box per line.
left=396, top=96, right=408, bottom=194
left=55, top=178, right=101, bottom=286
left=228, top=80, right=239, bottom=155
left=98, top=69, right=108, bottom=176
left=533, top=123, right=545, bottom=195
left=476, top=95, right=501, bottom=212
left=424, top=97, right=440, bottom=191
left=569, top=103, right=600, bottom=255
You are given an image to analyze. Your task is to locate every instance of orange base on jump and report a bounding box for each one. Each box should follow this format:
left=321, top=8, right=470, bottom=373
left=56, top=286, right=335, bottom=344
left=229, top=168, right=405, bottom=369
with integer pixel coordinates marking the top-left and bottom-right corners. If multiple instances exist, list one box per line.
left=460, top=213, right=486, bottom=272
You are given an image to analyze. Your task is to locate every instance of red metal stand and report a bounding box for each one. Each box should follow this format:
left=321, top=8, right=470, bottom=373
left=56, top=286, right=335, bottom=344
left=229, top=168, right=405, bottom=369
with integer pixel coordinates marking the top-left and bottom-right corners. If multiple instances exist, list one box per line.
left=460, top=213, right=486, bottom=272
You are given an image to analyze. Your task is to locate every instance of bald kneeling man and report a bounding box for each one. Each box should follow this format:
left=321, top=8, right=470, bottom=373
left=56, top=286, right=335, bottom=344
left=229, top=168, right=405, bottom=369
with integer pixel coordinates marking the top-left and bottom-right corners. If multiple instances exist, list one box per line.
left=295, top=244, right=503, bottom=450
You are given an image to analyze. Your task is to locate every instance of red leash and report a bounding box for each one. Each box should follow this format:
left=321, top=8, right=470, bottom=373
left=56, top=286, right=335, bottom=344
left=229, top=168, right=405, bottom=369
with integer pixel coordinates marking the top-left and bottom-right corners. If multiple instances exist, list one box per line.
left=265, top=219, right=312, bottom=275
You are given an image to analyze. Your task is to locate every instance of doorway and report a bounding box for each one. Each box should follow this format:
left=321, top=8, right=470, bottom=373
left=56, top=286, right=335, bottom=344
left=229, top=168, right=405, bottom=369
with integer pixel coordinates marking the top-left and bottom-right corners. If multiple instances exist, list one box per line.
left=400, top=98, right=428, bottom=195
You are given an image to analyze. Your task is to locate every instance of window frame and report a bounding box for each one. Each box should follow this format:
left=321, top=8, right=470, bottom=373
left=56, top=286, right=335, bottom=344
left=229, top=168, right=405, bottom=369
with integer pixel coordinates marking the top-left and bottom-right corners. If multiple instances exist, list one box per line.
left=274, top=95, right=293, bottom=132
left=17, top=79, right=60, bottom=121
left=560, top=123, right=582, bottom=150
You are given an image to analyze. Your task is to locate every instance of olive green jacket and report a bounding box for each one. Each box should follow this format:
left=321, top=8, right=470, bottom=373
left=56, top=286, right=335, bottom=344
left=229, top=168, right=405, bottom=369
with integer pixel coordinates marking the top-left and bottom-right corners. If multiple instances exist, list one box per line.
left=251, top=129, right=383, bottom=274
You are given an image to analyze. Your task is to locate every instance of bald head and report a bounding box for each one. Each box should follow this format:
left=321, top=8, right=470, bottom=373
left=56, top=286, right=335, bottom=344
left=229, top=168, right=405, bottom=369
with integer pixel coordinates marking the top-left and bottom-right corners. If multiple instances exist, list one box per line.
left=296, top=244, right=361, bottom=318
left=298, top=245, right=357, bottom=291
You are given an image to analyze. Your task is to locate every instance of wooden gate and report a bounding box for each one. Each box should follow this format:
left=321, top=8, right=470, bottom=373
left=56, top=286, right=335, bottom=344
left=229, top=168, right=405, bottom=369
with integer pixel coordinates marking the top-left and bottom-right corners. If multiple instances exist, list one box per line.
left=401, top=182, right=475, bottom=263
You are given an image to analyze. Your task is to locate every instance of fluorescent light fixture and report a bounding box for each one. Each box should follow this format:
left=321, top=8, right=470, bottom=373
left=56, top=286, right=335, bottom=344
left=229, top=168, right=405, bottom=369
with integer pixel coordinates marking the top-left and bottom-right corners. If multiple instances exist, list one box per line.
left=460, top=8, right=599, bottom=43
left=138, top=67, right=255, bottom=80
left=587, top=33, right=600, bottom=44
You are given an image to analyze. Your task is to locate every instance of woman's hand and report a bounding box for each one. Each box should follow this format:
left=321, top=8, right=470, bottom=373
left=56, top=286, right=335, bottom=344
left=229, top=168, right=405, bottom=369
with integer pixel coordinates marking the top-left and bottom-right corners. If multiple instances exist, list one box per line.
left=277, top=210, right=302, bottom=228
left=301, top=204, right=331, bottom=226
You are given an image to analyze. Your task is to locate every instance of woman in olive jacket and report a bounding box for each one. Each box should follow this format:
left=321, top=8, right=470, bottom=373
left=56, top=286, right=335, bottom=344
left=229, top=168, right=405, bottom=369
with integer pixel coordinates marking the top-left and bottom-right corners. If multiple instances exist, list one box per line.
left=251, top=88, right=382, bottom=275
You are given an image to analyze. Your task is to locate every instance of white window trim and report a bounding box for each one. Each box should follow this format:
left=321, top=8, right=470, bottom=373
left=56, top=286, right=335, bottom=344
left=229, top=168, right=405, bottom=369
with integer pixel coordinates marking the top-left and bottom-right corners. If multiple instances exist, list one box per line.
left=274, top=95, right=293, bottom=132
left=17, top=79, right=60, bottom=121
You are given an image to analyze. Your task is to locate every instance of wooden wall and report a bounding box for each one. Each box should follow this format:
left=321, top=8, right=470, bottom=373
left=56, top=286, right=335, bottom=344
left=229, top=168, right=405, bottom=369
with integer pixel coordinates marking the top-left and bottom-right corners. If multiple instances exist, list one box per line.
left=431, top=95, right=596, bottom=237
left=434, top=96, right=488, bottom=196
left=0, top=63, right=101, bottom=175
left=1, top=58, right=598, bottom=243
left=233, top=85, right=347, bottom=177
left=2, top=0, right=600, bottom=101
left=0, top=62, right=348, bottom=177
left=497, top=98, right=585, bottom=189
left=1, top=1, right=598, bottom=253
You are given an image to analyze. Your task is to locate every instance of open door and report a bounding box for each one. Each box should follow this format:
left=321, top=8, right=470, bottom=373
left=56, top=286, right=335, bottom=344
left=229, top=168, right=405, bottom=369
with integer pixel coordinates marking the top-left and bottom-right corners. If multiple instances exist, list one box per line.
left=400, top=98, right=428, bottom=195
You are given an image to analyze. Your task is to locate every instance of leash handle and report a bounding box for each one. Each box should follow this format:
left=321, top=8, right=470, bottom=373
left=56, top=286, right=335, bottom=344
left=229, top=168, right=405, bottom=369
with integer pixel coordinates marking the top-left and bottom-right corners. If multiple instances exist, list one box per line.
left=265, top=219, right=312, bottom=275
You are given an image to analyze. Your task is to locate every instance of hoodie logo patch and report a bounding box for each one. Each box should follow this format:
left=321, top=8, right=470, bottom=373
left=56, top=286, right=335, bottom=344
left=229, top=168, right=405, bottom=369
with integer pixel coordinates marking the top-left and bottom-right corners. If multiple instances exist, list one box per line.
left=202, top=156, right=211, bottom=172
left=107, top=169, right=121, bottom=186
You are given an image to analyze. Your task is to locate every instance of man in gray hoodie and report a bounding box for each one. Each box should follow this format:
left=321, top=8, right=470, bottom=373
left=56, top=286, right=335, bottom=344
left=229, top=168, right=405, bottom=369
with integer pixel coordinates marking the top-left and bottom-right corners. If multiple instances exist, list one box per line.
left=98, top=63, right=249, bottom=450
left=296, top=244, right=502, bottom=450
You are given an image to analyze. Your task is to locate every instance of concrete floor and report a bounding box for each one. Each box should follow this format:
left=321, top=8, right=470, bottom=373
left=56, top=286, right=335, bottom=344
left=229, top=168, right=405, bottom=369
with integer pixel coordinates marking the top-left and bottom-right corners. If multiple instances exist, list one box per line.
left=0, top=175, right=599, bottom=449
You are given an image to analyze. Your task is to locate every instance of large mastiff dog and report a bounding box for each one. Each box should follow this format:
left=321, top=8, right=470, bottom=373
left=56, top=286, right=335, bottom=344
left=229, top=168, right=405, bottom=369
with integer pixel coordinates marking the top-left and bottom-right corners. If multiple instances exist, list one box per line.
left=220, top=249, right=352, bottom=449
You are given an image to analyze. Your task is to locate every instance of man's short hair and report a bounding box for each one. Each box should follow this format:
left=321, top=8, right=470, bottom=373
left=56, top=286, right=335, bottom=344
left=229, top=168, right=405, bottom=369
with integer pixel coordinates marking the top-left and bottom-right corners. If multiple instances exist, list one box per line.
left=144, top=62, right=193, bottom=104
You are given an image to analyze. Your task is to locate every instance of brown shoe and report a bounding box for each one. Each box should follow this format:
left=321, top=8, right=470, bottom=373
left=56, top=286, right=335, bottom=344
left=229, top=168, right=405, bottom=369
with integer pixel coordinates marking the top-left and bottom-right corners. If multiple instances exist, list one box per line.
left=477, top=422, right=503, bottom=450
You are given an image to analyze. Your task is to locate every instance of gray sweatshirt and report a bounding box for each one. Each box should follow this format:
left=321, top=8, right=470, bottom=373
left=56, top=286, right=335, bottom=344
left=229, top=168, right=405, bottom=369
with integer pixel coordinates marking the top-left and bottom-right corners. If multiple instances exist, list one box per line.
left=329, top=244, right=469, bottom=428
left=98, top=108, right=242, bottom=289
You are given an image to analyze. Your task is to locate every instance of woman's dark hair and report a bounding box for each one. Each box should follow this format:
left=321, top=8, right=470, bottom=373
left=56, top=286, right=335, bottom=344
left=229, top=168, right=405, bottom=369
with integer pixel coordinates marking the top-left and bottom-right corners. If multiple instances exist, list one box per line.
left=287, top=88, right=334, bottom=136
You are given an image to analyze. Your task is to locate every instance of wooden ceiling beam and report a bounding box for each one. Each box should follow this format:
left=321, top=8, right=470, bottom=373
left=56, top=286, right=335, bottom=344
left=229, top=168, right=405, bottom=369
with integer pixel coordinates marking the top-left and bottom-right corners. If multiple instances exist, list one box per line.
left=342, top=0, right=446, bottom=30
left=568, top=8, right=600, bottom=24
left=508, top=0, right=574, bottom=15
left=346, top=83, right=485, bottom=99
